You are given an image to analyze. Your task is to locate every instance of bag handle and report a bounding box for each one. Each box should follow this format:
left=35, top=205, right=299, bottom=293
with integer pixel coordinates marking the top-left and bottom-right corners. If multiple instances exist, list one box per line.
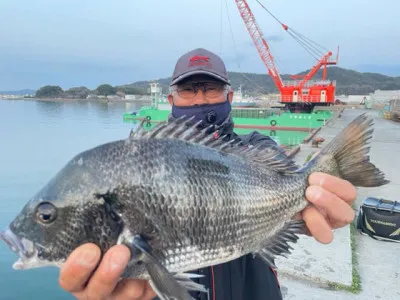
left=375, top=198, right=398, bottom=214
left=375, top=199, right=383, bottom=210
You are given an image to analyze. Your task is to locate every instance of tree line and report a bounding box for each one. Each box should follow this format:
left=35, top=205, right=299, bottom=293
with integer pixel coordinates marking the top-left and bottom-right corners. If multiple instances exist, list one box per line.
left=35, top=67, right=400, bottom=99
left=35, top=84, right=147, bottom=99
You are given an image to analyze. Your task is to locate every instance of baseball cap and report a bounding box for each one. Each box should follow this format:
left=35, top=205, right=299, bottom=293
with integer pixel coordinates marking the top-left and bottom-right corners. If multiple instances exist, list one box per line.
left=170, top=48, right=230, bottom=86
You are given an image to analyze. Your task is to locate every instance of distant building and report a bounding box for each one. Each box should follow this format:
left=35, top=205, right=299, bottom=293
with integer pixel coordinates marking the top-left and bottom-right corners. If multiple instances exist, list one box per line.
left=371, top=89, right=400, bottom=101
left=125, top=94, right=136, bottom=100
left=335, top=89, right=400, bottom=106
left=106, top=95, right=123, bottom=100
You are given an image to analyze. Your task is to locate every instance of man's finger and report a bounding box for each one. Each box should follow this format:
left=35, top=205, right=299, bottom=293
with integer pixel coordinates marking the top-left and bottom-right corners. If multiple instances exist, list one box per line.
left=301, top=205, right=333, bottom=244
left=59, top=243, right=101, bottom=293
left=112, top=279, right=156, bottom=300
left=309, top=172, right=357, bottom=203
left=306, top=185, right=355, bottom=228
left=85, top=245, right=131, bottom=300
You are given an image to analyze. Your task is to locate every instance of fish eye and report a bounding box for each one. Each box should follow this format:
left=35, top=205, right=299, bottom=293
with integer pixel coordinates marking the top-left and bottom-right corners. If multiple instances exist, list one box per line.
left=36, top=202, right=57, bottom=224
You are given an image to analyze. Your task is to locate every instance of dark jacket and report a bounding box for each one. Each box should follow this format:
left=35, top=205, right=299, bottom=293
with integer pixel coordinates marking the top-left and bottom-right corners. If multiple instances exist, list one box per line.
left=159, top=115, right=285, bottom=300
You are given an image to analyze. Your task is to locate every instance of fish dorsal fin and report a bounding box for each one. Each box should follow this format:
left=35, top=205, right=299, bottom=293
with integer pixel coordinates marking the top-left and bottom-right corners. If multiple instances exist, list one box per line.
left=128, top=116, right=205, bottom=141
left=229, top=142, right=300, bottom=173
left=128, top=116, right=299, bottom=173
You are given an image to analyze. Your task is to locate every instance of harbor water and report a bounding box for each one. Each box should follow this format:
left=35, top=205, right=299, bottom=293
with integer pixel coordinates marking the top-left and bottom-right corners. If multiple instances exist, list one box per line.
left=0, top=99, right=308, bottom=299
left=0, top=99, right=136, bottom=300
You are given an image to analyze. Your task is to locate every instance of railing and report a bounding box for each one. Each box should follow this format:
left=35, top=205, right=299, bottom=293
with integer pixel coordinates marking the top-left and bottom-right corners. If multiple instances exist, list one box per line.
left=231, top=108, right=278, bottom=119
left=283, top=95, right=326, bottom=103
left=282, top=80, right=336, bottom=88
left=263, top=94, right=333, bottom=103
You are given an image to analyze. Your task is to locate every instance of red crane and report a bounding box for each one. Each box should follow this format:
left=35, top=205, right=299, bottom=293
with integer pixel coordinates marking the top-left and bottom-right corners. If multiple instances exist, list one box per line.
left=234, top=0, right=339, bottom=112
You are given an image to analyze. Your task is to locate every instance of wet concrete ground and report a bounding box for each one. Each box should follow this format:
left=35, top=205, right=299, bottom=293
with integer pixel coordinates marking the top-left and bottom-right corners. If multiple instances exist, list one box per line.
left=276, top=108, right=400, bottom=300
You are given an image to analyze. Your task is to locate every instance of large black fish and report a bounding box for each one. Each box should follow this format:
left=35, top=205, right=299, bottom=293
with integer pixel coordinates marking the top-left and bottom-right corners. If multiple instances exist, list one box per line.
left=0, top=114, right=389, bottom=300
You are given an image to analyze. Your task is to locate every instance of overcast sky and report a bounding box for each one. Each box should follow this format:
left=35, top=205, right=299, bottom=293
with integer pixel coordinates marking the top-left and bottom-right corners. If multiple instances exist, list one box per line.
left=0, top=0, right=398, bottom=90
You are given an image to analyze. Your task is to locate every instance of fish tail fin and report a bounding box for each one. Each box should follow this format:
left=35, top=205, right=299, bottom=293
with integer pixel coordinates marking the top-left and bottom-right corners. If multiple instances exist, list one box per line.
left=306, top=113, right=389, bottom=187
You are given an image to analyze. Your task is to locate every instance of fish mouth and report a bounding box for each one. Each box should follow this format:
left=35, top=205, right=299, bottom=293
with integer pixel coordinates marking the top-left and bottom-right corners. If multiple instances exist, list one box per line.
left=0, top=227, right=37, bottom=270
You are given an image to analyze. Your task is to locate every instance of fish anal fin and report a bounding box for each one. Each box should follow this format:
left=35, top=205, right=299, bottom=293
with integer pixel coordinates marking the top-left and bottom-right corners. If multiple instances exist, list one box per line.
left=255, top=220, right=305, bottom=269
left=128, top=235, right=205, bottom=300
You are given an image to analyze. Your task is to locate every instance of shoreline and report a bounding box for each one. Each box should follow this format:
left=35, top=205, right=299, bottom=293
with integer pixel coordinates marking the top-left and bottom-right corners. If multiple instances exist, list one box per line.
left=0, top=97, right=385, bottom=113
left=0, top=97, right=153, bottom=104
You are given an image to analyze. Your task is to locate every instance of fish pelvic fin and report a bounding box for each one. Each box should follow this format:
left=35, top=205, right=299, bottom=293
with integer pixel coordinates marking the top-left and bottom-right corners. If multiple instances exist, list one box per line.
left=128, top=235, right=206, bottom=300
left=305, top=113, right=389, bottom=187
left=128, top=115, right=299, bottom=173
left=255, top=220, right=305, bottom=269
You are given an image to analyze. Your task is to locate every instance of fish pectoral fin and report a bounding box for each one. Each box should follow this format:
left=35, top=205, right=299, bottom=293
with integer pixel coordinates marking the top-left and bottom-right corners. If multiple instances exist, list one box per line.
left=255, top=220, right=305, bottom=269
left=129, top=235, right=205, bottom=300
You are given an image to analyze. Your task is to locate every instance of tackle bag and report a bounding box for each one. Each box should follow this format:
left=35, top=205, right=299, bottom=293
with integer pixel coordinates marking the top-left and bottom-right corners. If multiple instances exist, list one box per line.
left=356, top=197, right=400, bottom=242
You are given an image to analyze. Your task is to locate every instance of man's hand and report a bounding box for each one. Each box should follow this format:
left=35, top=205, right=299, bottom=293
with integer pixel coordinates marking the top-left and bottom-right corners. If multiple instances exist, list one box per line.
left=59, top=243, right=156, bottom=300
left=302, top=172, right=357, bottom=244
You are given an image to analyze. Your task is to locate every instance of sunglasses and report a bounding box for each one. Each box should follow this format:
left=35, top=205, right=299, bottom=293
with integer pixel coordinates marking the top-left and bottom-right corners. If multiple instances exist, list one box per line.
left=172, top=81, right=227, bottom=99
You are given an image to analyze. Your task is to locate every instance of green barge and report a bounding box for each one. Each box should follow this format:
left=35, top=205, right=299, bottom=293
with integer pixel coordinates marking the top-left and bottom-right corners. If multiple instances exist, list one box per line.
left=123, top=106, right=333, bottom=146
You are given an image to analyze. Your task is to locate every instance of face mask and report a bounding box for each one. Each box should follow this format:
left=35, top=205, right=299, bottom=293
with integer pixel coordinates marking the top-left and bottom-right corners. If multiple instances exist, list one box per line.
left=171, top=100, right=232, bottom=128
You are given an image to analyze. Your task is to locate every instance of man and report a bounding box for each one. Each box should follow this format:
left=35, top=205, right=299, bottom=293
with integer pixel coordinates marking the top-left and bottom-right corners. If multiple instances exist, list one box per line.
left=59, top=48, right=357, bottom=300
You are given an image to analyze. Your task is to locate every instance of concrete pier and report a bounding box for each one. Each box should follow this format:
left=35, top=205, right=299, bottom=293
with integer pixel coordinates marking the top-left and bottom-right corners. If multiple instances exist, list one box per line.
left=275, top=108, right=400, bottom=300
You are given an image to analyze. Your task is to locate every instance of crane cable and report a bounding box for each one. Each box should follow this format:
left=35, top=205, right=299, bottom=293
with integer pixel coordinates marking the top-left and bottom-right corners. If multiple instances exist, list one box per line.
left=230, top=0, right=286, bottom=74
left=255, top=0, right=330, bottom=61
left=221, top=0, right=273, bottom=93
left=219, top=0, right=224, bottom=57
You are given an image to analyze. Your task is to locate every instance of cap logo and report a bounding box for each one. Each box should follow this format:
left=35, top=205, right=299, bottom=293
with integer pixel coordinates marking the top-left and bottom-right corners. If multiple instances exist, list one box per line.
left=189, top=55, right=211, bottom=68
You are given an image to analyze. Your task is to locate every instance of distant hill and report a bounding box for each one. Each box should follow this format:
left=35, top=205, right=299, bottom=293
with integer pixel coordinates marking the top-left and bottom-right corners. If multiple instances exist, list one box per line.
left=12, top=66, right=400, bottom=99
left=0, top=89, right=36, bottom=95
left=356, top=64, right=400, bottom=77
left=118, top=67, right=400, bottom=96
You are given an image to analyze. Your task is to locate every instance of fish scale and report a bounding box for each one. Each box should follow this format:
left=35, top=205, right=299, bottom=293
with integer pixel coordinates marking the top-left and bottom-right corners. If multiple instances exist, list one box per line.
left=0, top=114, right=390, bottom=300
left=110, top=138, right=309, bottom=274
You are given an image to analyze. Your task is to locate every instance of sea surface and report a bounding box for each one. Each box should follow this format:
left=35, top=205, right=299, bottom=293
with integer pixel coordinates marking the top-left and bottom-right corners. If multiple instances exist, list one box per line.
left=0, top=99, right=307, bottom=299
left=0, top=99, right=138, bottom=300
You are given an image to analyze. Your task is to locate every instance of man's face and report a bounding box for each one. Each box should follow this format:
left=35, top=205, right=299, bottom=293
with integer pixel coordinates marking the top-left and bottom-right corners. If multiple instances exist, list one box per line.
left=168, top=75, right=233, bottom=107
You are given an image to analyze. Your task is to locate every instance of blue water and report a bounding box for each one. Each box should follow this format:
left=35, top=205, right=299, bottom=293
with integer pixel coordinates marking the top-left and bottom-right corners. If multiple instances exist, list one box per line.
left=0, top=99, right=307, bottom=299
left=0, top=99, right=139, bottom=300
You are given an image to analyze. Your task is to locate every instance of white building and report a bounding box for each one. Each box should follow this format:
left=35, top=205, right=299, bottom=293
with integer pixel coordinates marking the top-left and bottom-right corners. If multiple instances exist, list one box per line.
left=125, top=94, right=136, bottom=100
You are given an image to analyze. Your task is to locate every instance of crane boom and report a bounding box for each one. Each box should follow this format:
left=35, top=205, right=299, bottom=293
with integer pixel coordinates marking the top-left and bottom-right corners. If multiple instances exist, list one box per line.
left=298, top=51, right=335, bottom=87
left=235, top=0, right=339, bottom=111
left=234, top=0, right=284, bottom=90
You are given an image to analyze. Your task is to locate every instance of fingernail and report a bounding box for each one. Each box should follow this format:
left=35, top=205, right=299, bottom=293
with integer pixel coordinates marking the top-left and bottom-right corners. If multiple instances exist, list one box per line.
left=78, top=248, right=99, bottom=266
left=308, top=186, right=323, bottom=201
left=108, top=251, right=129, bottom=272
